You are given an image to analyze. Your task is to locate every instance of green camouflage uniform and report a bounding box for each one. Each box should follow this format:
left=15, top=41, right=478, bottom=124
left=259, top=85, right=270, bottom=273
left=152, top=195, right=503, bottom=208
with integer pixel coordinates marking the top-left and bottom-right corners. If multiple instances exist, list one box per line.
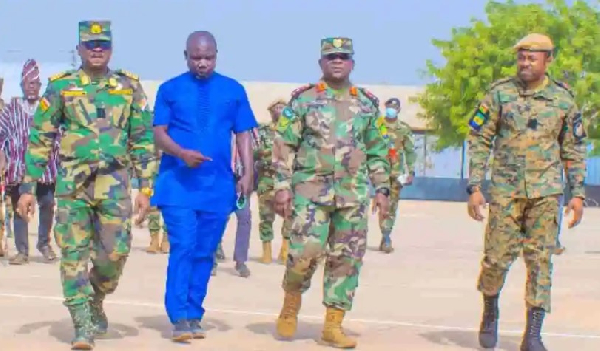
left=148, top=207, right=166, bottom=234
left=20, top=21, right=157, bottom=346
left=273, top=38, right=390, bottom=312
left=468, top=76, right=586, bottom=313
left=378, top=119, right=415, bottom=237
left=255, top=122, right=291, bottom=242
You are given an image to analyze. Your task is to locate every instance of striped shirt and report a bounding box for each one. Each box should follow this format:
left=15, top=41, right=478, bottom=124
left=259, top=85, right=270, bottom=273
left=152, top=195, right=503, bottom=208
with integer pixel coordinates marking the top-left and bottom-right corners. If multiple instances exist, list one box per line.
left=0, top=97, right=60, bottom=185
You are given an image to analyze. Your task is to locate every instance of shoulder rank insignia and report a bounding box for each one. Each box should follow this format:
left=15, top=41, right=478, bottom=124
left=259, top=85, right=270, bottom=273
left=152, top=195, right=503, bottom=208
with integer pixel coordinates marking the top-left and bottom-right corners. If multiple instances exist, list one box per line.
left=49, top=70, right=72, bottom=82
left=291, top=84, right=315, bottom=100
left=357, top=87, right=379, bottom=107
left=469, top=103, right=490, bottom=132
left=116, top=69, right=139, bottom=81
left=552, top=78, right=575, bottom=98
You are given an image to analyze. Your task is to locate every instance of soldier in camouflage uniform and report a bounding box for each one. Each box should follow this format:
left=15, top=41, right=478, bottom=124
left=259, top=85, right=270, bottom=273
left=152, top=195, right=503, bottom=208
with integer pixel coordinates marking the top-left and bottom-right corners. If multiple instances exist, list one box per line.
left=377, top=97, right=416, bottom=253
left=17, top=21, right=156, bottom=350
left=467, top=34, right=585, bottom=351
left=255, top=99, right=292, bottom=264
left=272, top=37, right=390, bottom=349
left=137, top=149, right=169, bottom=254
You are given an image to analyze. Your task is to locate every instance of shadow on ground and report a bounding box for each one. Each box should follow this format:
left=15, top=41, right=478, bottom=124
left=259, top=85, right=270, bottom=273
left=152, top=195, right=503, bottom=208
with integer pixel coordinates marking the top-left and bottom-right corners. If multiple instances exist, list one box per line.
left=419, top=329, right=521, bottom=350
left=246, top=320, right=360, bottom=344
left=16, top=318, right=139, bottom=343
left=135, top=315, right=231, bottom=339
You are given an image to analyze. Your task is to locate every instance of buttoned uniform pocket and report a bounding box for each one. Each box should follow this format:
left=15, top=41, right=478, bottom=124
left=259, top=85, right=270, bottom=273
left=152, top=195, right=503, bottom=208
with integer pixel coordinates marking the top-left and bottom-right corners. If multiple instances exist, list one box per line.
left=63, top=94, right=93, bottom=127
left=106, top=92, right=134, bottom=130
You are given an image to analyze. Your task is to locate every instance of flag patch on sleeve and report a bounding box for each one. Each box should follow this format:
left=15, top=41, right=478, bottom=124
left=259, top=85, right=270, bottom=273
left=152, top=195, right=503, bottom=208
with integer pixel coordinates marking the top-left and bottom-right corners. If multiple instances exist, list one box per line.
left=469, top=104, right=490, bottom=132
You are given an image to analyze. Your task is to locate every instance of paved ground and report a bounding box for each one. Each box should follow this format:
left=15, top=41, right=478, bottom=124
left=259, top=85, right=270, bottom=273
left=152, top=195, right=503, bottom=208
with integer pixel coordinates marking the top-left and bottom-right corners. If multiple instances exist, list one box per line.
left=1, top=198, right=599, bottom=350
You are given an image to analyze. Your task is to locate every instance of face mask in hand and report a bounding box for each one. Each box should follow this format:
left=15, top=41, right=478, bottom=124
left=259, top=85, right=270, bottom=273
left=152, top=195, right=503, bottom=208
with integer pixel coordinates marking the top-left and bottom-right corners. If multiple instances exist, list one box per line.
left=385, top=107, right=398, bottom=119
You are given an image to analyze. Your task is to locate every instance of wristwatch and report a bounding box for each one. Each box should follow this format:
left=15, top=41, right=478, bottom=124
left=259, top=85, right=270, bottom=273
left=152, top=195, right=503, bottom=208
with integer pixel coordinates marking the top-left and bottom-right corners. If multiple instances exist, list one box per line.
left=466, top=184, right=480, bottom=195
left=376, top=187, right=390, bottom=197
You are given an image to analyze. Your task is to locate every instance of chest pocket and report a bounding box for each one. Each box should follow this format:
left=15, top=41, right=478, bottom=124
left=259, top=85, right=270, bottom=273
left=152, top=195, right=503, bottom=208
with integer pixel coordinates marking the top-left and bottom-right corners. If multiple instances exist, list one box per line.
left=62, top=91, right=94, bottom=127
left=303, top=100, right=332, bottom=144
left=497, top=93, right=523, bottom=134
left=105, top=89, right=134, bottom=129
left=351, top=103, right=374, bottom=145
left=532, top=100, right=563, bottom=139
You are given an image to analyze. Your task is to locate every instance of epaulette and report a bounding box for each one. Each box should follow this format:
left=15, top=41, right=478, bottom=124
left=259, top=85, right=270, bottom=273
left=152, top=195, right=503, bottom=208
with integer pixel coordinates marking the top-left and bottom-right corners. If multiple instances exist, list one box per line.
left=290, top=84, right=315, bottom=100
left=551, top=78, right=575, bottom=98
left=48, top=70, right=74, bottom=82
left=116, top=69, right=139, bottom=81
left=357, top=87, right=379, bottom=107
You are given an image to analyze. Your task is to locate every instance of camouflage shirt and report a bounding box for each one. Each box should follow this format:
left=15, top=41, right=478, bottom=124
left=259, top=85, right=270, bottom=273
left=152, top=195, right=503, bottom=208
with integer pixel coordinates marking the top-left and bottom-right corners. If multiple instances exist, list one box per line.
left=273, top=82, right=391, bottom=206
left=467, top=76, right=586, bottom=199
left=254, top=122, right=276, bottom=176
left=381, top=118, right=416, bottom=176
left=21, top=68, right=157, bottom=196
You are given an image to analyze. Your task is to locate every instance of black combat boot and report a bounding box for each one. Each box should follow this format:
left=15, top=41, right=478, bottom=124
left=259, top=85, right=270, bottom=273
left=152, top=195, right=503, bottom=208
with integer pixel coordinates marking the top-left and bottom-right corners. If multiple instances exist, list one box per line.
left=479, top=294, right=499, bottom=348
left=520, top=307, right=548, bottom=351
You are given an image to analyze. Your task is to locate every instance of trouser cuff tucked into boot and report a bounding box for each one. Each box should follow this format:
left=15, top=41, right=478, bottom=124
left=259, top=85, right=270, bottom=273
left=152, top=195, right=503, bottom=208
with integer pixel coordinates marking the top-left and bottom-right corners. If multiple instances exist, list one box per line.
left=320, top=307, right=357, bottom=349
left=90, top=290, right=108, bottom=336
left=68, top=303, right=95, bottom=350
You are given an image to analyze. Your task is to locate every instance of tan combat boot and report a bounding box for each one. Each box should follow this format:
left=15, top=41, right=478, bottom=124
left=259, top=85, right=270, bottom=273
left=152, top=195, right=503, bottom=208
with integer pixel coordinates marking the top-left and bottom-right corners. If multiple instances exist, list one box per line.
left=277, top=239, right=289, bottom=264
left=146, top=233, right=160, bottom=254
left=320, top=307, right=357, bottom=349
left=259, top=241, right=272, bottom=264
left=160, top=234, right=170, bottom=254
left=276, top=291, right=301, bottom=338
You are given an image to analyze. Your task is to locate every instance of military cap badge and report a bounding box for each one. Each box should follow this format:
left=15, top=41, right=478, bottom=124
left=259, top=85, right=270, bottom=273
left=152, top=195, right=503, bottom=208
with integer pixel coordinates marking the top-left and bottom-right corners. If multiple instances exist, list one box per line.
left=90, top=23, right=102, bottom=34
left=332, top=38, right=343, bottom=48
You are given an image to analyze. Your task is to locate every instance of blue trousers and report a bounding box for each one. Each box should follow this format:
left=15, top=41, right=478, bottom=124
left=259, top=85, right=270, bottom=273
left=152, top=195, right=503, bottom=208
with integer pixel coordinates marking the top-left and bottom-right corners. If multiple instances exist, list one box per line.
left=161, top=207, right=228, bottom=324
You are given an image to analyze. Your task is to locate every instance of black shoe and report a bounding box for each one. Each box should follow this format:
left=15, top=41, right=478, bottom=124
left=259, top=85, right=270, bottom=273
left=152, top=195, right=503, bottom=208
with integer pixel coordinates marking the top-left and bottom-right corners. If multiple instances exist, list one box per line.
left=235, top=262, right=250, bottom=278
left=172, top=320, right=192, bottom=342
left=520, top=307, right=548, bottom=351
left=216, top=244, right=225, bottom=261
left=189, top=319, right=206, bottom=339
left=479, top=294, right=499, bottom=349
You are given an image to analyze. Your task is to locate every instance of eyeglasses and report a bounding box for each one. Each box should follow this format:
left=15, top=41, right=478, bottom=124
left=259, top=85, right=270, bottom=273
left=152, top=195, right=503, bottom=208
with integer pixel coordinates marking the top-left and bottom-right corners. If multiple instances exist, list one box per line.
left=82, top=40, right=112, bottom=51
left=324, top=53, right=352, bottom=61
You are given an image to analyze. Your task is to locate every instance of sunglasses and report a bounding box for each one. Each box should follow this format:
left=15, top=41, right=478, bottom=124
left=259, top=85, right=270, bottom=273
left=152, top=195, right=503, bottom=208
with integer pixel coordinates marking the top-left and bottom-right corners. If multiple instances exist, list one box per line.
left=324, top=53, right=352, bottom=61
left=82, top=40, right=112, bottom=51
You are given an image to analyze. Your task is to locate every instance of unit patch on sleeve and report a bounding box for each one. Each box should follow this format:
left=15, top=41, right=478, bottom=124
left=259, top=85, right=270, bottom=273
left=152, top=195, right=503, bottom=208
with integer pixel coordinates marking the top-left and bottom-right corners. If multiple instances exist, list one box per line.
left=468, top=104, right=490, bottom=132
left=573, top=112, right=586, bottom=143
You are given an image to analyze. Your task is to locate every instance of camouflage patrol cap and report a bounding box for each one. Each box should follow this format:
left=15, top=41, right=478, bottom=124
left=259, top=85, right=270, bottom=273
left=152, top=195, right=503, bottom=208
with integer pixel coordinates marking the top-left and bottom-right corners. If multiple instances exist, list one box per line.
left=79, top=21, right=112, bottom=43
left=513, top=33, right=554, bottom=52
left=321, top=37, right=354, bottom=55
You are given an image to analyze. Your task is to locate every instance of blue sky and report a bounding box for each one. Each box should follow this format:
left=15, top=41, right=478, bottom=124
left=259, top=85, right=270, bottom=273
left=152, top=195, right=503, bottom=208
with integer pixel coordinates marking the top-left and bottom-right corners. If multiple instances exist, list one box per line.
left=0, top=0, right=543, bottom=97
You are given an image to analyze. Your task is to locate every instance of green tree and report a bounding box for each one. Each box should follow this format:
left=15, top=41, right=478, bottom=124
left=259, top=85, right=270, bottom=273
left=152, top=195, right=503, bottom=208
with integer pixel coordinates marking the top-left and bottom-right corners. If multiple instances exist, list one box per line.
left=414, top=0, right=600, bottom=154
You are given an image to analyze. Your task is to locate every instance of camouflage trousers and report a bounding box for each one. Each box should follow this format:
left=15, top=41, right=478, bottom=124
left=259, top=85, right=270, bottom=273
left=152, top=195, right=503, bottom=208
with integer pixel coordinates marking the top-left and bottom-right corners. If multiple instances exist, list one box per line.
left=54, top=171, right=132, bottom=307
left=258, top=188, right=292, bottom=242
left=378, top=178, right=402, bottom=236
left=148, top=206, right=166, bottom=235
left=478, top=195, right=560, bottom=313
left=282, top=195, right=368, bottom=311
